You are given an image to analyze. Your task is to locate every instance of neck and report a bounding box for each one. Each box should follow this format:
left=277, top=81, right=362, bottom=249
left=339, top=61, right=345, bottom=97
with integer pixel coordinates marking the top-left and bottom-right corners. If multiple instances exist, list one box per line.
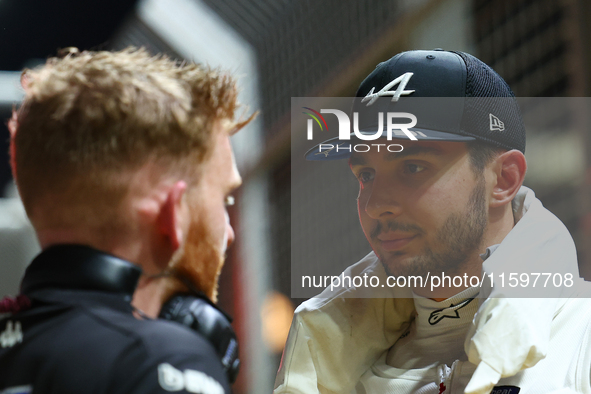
left=37, top=228, right=144, bottom=264
left=132, top=276, right=170, bottom=318
left=37, top=227, right=174, bottom=317
left=482, top=202, right=515, bottom=252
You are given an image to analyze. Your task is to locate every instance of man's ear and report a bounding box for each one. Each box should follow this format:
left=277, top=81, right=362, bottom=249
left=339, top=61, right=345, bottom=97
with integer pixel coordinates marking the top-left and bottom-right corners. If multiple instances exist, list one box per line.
left=490, top=150, right=527, bottom=208
left=157, top=181, right=188, bottom=251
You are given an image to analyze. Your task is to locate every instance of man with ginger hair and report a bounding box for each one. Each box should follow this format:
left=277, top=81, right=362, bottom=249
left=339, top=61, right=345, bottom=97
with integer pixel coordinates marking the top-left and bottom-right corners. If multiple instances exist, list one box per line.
left=0, top=48, right=252, bottom=394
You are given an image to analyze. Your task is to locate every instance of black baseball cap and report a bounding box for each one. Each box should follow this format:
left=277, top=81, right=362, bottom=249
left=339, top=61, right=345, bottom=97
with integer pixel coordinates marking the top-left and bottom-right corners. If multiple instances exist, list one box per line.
left=305, top=49, right=525, bottom=160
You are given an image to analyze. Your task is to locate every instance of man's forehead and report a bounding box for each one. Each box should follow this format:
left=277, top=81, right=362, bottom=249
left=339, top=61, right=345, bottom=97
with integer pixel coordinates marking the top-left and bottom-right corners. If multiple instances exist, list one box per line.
left=348, top=140, right=465, bottom=166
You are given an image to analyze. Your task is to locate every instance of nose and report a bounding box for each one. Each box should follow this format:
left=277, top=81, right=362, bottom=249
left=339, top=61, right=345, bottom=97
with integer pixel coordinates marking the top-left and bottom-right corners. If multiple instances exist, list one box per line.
left=363, top=176, right=402, bottom=220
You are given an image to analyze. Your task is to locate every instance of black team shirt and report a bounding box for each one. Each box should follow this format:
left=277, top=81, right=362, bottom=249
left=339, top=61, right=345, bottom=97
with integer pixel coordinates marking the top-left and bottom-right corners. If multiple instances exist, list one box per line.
left=0, top=245, right=230, bottom=394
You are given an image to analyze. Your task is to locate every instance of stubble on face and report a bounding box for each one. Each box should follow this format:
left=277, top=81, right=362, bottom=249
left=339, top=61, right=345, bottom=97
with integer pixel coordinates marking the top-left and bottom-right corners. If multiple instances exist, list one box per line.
left=158, top=129, right=239, bottom=305
left=375, top=177, right=488, bottom=279
left=161, top=206, right=225, bottom=303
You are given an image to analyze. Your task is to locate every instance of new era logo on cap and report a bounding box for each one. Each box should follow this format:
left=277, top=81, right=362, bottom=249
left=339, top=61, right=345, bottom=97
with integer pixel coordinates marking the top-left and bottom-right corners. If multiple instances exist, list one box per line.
left=489, top=113, right=505, bottom=132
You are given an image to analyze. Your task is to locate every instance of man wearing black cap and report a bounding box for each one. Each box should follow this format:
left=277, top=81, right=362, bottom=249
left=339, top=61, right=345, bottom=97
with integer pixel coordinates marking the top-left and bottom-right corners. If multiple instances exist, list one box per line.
left=275, top=50, right=591, bottom=394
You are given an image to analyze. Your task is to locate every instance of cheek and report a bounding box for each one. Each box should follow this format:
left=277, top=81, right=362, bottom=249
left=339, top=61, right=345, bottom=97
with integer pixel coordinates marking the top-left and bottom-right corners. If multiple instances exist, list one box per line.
left=191, top=199, right=228, bottom=249
left=433, top=174, right=474, bottom=208
left=210, top=202, right=230, bottom=252
left=411, top=179, right=474, bottom=228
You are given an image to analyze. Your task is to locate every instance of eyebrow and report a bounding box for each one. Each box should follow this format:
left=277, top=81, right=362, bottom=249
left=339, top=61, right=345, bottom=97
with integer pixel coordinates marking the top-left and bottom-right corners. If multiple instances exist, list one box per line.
left=349, top=146, right=443, bottom=166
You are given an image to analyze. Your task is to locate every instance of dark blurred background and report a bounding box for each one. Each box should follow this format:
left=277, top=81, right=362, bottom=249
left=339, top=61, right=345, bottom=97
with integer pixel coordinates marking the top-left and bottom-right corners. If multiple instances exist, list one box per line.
left=2, top=0, right=591, bottom=392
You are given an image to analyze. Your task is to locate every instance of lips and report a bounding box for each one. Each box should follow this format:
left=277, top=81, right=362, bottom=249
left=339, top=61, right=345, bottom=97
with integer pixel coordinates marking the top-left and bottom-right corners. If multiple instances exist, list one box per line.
left=377, top=233, right=418, bottom=251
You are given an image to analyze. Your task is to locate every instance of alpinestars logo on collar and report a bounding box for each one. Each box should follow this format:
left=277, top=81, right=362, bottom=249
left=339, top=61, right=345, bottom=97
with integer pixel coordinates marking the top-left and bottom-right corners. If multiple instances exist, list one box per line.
left=361, top=72, right=415, bottom=106
left=428, top=297, right=476, bottom=325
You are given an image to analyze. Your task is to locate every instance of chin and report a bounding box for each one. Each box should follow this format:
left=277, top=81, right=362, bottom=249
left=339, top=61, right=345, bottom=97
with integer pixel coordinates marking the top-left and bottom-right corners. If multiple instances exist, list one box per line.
left=377, top=249, right=436, bottom=280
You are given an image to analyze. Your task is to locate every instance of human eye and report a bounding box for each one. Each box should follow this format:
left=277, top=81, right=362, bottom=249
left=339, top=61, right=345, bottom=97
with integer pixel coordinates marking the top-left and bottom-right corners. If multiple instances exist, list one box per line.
left=404, top=163, right=426, bottom=174
left=224, top=195, right=235, bottom=207
left=356, top=170, right=374, bottom=184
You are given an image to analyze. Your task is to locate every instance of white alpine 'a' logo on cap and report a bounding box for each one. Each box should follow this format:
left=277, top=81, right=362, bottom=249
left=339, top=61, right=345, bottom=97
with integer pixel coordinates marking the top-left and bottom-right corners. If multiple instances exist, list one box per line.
left=361, top=72, right=415, bottom=106
left=489, top=113, right=505, bottom=131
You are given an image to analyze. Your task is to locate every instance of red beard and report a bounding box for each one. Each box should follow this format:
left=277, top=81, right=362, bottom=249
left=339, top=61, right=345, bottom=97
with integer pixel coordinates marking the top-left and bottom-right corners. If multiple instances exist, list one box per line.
left=161, top=213, right=225, bottom=303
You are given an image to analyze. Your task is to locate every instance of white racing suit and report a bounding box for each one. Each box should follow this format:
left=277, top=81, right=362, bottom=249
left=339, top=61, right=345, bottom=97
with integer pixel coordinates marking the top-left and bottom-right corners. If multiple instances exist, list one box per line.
left=274, top=187, right=591, bottom=394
